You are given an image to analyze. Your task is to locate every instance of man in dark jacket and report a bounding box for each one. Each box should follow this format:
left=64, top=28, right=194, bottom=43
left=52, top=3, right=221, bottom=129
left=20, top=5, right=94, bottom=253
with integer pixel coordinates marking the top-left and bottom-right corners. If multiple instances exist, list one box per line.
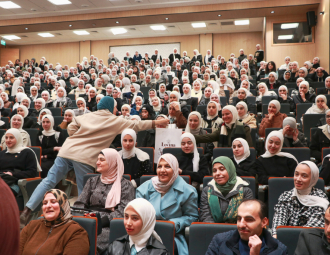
left=294, top=205, right=330, bottom=255
left=206, top=199, right=288, bottom=255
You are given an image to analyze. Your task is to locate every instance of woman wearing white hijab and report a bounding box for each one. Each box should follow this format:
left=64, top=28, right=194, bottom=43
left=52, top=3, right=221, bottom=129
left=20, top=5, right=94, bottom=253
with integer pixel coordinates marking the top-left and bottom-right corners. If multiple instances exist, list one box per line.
left=11, top=79, right=22, bottom=96
left=191, top=80, right=203, bottom=103
left=36, top=115, right=65, bottom=178
left=17, top=105, right=35, bottom=129
left=259, top=100, right=288, bottom=137
left=0, top=129, right=41, bottom=194
left=236, top=101, right=257, bottom=129
left=13, top=92, right=26, bottom=111
left=167, top=101, right=187, bottom=128
left=69, top=79, right=86, bottom=99
left=272, top=161, right=329, bottom=237
left=201, top=101, right=223, bottom=132
left=180, top=83, right=198, bottom=111
left=122, top=77, right=132, bottom=94
left=218, top=74, right=235, bottom=98
left=231, top=138, right=255, bottom=176
left=136, top=154, right=198, bottom=255
left=176, top=132, right=209, bottom=188
left=74, top=97, right=91, bottom=116
left=121, top=104, right=132, bottom=120
left=252, top=131, right=298, bottom=185
left=310, top=109, right=330, bottom=163
left=1, top=114, right=31, bottom=149
left=151, top=96, right=167, bottom=117
left=292, top=81, right=316, bottom=105
left=58, top=109, right=74, bottom=129
left=277, top=85, right=295, bottom=112
left=119, top=129, right=151, bottom=188
left=125, top=83, right=142, bottom=105
left=279, top=117, right=308, bottom=147
left=185, top=111, right=211, bottom=156
left=104, top=198, right=167, bottom=255
left=53, top=86, right=73, bottom=109
left=195, top=105, right=253, bottom=147
left=191, top=49, right=203, bottom=66
left=94, top=78, right=106, bottom=95
left=256, top=82, right=278, bottom=112
left=1, top=91, right=12, bottom=108
left=304, top=95, right=328, bottom=116
left=41, top=91, right=53, bottom=108
left=230, top=88, right=255, bottom=115
left=207, top=80, right=220, bottom=95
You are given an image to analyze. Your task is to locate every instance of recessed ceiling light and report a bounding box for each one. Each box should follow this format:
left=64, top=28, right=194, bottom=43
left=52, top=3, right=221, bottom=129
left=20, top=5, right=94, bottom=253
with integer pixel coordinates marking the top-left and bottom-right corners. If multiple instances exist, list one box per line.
left=218, top=14, right=222, bottom=17
left=192, top=22, right=206, bottom=28
left=116, top=21, right=119, bottom=24
left=165, top=17, right=169, bottom=20
left=73, top=30, right=90, bottom=35
left=3, top=35, right=20, bottom=40
left=69, top=24, right=72, bottom=27
left=278, top=35, right=294, bottom=40
left=235, top=20, right=249, bottom=25
left=38, top=33, right=54, bottom=37
left=0, top=1, right=21, bottom=9
left=281, top=23, right=299, bottom=29
left=111, top=28, right=127, bottom=35
left=271, top=11, right=275, bottom=14
left=25, top=27, right=28, bottom=30
left=150, top=25, right=166, bottom=30
left=48, top=0, right=71, bottom=5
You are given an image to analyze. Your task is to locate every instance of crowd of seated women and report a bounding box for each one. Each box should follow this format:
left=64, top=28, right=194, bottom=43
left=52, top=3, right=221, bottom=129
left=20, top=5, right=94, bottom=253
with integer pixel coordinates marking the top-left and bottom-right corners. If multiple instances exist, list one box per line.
left=1, top=48, right=330, bottom=254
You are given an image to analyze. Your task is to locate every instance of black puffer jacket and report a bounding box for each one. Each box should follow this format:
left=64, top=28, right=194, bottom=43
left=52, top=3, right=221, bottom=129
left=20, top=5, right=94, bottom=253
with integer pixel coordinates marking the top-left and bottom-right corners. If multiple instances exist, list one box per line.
left=102, top=235, right=169, bottom=255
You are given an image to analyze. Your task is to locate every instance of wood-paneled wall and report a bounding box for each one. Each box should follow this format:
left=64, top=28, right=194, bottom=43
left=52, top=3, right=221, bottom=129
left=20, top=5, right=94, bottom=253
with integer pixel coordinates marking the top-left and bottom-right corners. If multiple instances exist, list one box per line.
left=265, top=15, right=316, bottom=70
left=79, top=41, right=91, bottom=62
left=0, top=48, right=19, bottom=66
left=5, top=32, right=263, bottom=67
left=200, top=34, right=213, bottom=58
left=315, top=0, right=329, bottom=71
left=16, top=42, right=79, bottom=67
left=213, top=32, right=263, bottom=59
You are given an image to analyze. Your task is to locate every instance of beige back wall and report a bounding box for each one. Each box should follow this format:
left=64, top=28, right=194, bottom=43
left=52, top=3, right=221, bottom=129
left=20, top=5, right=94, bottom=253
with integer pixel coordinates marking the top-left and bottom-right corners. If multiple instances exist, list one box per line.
left=315, top=0, right=329, bottom=71
left=213, top=32, right=263, bottom=59
left=266, top=15, right=316, bottom=70
left=16, top=42, right=80, bottom=67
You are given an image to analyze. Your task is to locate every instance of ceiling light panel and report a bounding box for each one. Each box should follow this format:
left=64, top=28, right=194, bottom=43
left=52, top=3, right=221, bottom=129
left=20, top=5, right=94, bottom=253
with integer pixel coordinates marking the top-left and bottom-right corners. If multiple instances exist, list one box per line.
left=0, top=1, right=21, bottom=9
left=73, top=30, right=90, bottom=35
left=191, top=22, right=206, bottom=28
left=281, top=23, right=299, bottom=29
left=38, top=33, right=54, bottom=37
left=48, top=0, right=71, bottom=5
left=111, top=28, right=127, bottom=35
left=2, top=35, right=20, bottom=40
left=278, top=35, right=294, bottom=40
left=235, top=20, right=249, bottom=25
left=150, top=25, right=166, bottom=30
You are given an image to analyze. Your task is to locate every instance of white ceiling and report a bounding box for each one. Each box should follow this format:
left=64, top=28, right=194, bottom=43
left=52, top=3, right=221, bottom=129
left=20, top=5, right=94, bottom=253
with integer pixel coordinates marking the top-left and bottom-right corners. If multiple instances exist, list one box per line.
left=1, top=18, right=263, bottom=45
left=0, top=0, right=265, bottom=20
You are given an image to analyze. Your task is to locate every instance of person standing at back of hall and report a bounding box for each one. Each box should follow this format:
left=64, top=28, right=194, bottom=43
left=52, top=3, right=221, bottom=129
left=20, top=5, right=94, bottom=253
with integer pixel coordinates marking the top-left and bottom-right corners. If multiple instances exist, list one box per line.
left=254, top=44, right=264, bottom=68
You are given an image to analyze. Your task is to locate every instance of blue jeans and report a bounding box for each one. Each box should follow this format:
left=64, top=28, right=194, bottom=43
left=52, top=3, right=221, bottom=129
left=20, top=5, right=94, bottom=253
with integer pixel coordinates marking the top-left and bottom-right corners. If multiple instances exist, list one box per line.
left=26, top=157, right=94, bottom=211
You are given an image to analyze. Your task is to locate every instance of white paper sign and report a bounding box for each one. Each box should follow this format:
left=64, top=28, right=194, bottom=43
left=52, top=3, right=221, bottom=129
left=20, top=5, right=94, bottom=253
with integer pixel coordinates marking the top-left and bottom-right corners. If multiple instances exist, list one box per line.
left=154, top=128, right=182, bottom=163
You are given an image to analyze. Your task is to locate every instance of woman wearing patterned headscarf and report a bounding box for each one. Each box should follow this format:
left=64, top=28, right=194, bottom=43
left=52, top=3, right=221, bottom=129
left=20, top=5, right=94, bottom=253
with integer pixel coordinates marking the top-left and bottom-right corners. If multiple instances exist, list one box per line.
left=200, top=156, right=253, bottom=223
left=20, top=189, right=90, bottom=254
